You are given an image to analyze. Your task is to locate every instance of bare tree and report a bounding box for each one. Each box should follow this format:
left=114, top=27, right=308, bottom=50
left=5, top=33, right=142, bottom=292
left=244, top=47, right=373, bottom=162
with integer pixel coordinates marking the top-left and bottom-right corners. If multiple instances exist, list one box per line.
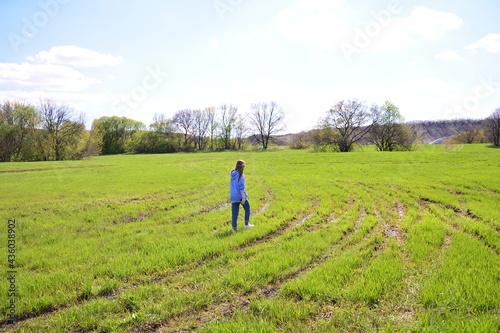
left=38, top=99, right=85, bottom=160
left=219, top=104, right=238, bottom=150
left=249, top=101, right=286, bottom=149
left=150, top=113, right=175, bottom=137
left=234, top=114, right=248, bottom=150
left=204, top=107, right=218, bottom=150
left=172, top=109, right=195, bottom=148
left=484, top=108, right=500, bottom=146
left=323, top=99, right=372, bottom=152
left=193, top=109, right=211, bottom=150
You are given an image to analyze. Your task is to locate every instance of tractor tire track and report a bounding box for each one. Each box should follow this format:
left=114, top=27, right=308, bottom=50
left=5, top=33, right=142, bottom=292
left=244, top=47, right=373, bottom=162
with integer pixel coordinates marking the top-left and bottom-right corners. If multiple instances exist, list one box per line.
left=0, top=198, right=276, bottom=330
left=142, top=203, right=380, bottom=332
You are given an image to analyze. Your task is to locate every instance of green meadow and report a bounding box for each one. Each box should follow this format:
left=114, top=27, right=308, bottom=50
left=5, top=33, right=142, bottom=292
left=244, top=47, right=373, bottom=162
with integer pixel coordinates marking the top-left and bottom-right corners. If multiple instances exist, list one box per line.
left=1, top=145, right=499, bottom=332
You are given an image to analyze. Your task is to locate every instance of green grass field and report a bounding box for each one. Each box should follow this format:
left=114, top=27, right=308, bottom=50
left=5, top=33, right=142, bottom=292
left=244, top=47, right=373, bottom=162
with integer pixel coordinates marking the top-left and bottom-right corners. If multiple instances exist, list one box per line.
left=1, top=145, right=499, bottom=332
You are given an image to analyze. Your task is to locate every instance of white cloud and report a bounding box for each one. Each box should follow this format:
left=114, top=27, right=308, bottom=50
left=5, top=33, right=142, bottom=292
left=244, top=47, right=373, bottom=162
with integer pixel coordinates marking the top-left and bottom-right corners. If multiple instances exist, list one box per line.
left=0, top=62, right=100, bottom=91
left=360, top=6, right=462, bottom=53
left=273, top=0, right=348, bottom=52
left=400, top=6, right=462, bottom=39
left=0, top=46, right=122, bottom=92
left=274, top=3, right=462, bottom=57
left=27, top=45, right=124, bottom=67
left=466, top=34, right=500, bottom=53
left=435, top=49, right=464, bottom=62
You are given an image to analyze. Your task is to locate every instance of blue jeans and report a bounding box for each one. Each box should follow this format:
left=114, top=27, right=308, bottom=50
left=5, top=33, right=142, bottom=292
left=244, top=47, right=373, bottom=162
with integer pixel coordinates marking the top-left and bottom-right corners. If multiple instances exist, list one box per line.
left=232, top=200, right=250, bottom=230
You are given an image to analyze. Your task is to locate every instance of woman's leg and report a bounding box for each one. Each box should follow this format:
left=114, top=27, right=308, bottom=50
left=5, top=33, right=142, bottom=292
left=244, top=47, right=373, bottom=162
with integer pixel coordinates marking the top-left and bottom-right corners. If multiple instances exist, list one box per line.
left=243, top=200, right=251, bottom=224
left=231, top=202, right=240, bottom=230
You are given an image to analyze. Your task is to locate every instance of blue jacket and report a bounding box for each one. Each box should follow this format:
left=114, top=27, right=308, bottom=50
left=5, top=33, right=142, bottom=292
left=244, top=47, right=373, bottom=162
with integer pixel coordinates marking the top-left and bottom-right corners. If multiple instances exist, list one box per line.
left=230, top=170, right=247, bottom=203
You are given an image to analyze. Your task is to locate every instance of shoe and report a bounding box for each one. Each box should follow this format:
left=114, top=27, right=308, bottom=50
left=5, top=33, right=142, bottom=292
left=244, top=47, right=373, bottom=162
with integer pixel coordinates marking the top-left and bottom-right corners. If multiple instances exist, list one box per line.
left=244, top=224, right=254, bottom=229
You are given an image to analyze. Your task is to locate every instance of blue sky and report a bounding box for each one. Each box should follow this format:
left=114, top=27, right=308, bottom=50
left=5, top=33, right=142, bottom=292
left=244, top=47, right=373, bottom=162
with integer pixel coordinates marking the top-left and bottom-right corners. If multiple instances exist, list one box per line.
left=1, top=0, right=499, bottom=133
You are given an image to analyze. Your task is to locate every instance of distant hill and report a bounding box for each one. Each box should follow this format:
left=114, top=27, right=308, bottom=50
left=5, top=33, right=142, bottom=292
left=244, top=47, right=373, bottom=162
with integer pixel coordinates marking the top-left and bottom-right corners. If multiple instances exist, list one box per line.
left=271, top=119, right=485, bottom=146
left=409, top=119, right=484, bottom=144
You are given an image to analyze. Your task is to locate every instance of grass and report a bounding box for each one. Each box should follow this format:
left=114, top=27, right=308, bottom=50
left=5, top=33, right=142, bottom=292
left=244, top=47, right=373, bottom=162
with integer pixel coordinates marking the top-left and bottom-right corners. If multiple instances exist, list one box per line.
left=0, top=144, right=499, bottom=332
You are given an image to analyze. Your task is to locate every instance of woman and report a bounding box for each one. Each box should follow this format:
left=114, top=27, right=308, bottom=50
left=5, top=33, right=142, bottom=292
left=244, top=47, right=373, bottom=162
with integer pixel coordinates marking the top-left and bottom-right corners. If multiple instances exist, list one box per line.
left=229, top=160, right=254, bottom=231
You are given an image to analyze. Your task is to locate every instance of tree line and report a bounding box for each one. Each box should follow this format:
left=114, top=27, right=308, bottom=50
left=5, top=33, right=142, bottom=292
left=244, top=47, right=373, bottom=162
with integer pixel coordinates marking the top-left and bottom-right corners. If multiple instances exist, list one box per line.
left=290, top=100, right=500, bottom=151
left=1, top=98, right=499, bottom=162
left=445, top=111, right=500, bottom=146
left=296, top=99, right=420, bottom=152
left=0, top=99, right=286, bottom=161
left=0, top=100, right=97, bottom=162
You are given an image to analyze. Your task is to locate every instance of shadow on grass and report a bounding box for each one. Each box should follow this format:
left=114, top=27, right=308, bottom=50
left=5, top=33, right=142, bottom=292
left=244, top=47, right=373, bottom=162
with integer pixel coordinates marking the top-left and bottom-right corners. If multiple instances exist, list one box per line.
left=485, top=144, right=500, bottom=149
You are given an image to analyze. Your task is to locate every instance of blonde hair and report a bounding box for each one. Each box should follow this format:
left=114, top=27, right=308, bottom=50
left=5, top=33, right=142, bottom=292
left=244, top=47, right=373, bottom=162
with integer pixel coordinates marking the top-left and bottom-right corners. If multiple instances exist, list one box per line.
left=235, top=160, right=246, bottom=179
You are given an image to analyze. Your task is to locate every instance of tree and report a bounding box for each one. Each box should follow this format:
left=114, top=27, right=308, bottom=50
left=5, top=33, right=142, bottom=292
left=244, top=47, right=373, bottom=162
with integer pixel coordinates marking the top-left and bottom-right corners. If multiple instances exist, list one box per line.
left=93, top=116, right=145, bottom=154
left=370, top=101, right=415, bottom=151
left=483, top=108, right=500, bottom=146
left=172, top=109, right=195, bottom=148
left=37, top=99, right=86, bottom=160
left=193, top=109, right=211, bottom=150
left=288, top=131, right=313, bottom=149
left=119, top=114, right=177, bottom=154
left=0, top=99, right=96, bottom=162
left=0, top=100, right=39, bottom=162
left=234, top=114, right=248, bottom=150
left=204, top=107, right=218, bottom=150
left=322, top=99, right=372, bottom=152
left=447, top=127, right=484, bottom=144
left=149, top=113, right=175, bottom=137
left=80, top=125, right=102, bottom=157
left=249, top=101, right=286, bottom=149
left=219, top=104, right=238, bottom=150
left=310, top=125, right=343, bottom=152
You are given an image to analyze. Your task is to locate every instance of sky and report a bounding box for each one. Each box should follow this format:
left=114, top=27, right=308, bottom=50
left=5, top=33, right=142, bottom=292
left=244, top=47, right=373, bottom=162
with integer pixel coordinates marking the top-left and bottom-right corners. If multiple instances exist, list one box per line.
left=0, top=0, right=499, bottom=133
